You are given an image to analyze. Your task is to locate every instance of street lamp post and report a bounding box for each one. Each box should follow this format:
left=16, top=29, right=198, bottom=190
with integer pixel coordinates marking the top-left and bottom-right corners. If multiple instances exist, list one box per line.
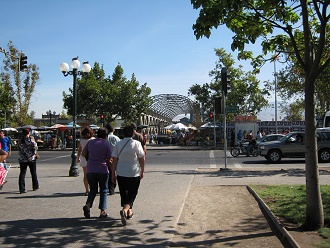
left=49, top=109, right=52, bottom=126
left=60, top=57, right=91, bottom=177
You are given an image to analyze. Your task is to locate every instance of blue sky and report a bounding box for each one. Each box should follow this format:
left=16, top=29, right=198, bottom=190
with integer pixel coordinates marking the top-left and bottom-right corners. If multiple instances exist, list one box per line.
left=1, top=0, right=277, bottom=120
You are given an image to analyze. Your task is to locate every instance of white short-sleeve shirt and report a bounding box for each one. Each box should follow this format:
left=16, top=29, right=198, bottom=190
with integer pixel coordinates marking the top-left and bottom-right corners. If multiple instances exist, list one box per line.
left=113, top=137, right=145, bottom=177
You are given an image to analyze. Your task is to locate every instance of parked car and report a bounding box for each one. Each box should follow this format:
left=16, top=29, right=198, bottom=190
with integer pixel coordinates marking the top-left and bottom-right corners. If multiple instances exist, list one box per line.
left=259, top=130, right=330, bottom=163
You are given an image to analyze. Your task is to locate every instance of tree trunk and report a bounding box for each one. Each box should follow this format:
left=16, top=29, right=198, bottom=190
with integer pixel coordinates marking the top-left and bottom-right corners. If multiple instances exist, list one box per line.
left=304, top=76, right=324, bottom=230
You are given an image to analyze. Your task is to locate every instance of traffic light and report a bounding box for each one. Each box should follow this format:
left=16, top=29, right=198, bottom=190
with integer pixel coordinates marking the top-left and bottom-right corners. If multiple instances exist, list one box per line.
left=101, top=114, right=105, bottom=121
left=19, top=53, right=28, bottom=71
left=214, top=97, right=222, bottom=114
left=221, top=67, right=228, bottom=96
left=209, top=112, right=214, bottom=121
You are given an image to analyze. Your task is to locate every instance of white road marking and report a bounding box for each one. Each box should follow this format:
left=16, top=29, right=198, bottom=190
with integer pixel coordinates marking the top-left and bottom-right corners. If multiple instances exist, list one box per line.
left=226, top=150, right=243, bottom=168
left=209, top=150, right=217, bottom=168
left=38, top=155, right=71, bottom=162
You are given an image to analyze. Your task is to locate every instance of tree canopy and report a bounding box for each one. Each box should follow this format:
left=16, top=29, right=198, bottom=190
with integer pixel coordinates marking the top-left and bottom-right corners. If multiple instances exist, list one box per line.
left=191, top=0, right=330, bottom=230
left=62, top=63, right=152, bottom=125
left=0, top=41, right=39, bottom=127
left=189, top=48, right=269, bottom=119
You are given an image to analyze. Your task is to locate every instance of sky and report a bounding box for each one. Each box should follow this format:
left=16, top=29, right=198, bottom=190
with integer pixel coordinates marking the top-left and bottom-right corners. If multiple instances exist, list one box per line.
left=1, top=0, right=278, bottom=121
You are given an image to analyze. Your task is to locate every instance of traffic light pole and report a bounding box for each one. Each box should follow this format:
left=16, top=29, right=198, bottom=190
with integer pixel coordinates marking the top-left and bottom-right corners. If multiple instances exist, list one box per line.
left=221, top=67, right=229, bottom=170
left=213, top=110, right=216, bottom=149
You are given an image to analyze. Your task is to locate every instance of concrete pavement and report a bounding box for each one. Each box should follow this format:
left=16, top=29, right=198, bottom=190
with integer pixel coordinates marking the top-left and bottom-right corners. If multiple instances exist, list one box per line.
left=0, top=145, right=329, bottom=247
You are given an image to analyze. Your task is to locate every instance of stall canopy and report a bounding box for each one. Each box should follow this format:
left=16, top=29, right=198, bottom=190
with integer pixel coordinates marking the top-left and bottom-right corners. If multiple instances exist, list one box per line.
left=66, top=122, right=81, bottom=129
left=165, top=123, right=188, bottom=131
left=50, top=124, right=67, bottom=131
left=199, top=122, right=220, bottom=129
left=1, top=127, right=18, bottom=133
left=16, top=125, right=37, bottom=130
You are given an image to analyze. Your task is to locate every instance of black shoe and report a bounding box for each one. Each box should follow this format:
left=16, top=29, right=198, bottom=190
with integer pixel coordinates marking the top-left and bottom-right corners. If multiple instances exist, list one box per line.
left=20, top=190, right=27, bottom=194
left=33, top=187, right=39, bottom=191
left=120, top=210, right=127, bottom=226
left=83, top=205, right=90, bottom=219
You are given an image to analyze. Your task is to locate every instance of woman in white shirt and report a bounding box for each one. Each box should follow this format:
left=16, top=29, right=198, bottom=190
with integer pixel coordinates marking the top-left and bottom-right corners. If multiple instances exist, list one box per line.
left=111, top=125, right=145, bottom=226
left=77, top=126, right=95, bottom=195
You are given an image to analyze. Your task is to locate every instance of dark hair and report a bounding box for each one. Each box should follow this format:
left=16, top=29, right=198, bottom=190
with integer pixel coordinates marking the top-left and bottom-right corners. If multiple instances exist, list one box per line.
left=22, top=128, right=30, bottom=136
left=123, top=125, right=134, bottom=137
left=131, top=123, right=137, bottom=130
left=20, top=128, right=30, bottom=143
left=81, top=126, right=94, bottom=139
left=105, top=123, right=114, bottom=133
left=97, top=127, right=108, bottom=139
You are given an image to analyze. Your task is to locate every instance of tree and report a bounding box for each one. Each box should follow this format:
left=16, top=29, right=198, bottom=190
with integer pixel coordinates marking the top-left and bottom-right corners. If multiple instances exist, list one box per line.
left=63, top=63, right=152, bottom=124
left=191, top=0, right=330, bottom=230
left=189, top=48, right=269, bottom=120
left=0, top=41, right=39, bottom=126
left=280, top=99, right=304, bottom=121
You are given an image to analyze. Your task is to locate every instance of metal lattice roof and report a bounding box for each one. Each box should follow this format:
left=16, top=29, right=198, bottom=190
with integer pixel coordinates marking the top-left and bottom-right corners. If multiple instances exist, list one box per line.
left=149, top=94, right=198, bottom=120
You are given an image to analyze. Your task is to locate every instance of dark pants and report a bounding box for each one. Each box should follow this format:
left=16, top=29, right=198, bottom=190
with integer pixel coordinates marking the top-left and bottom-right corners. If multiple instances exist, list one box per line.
left=108, top=168, right=116, bottom=195
left=86, top=173, right=109, bottom=210
left=117, top=175, right=140, bottom=209
left=19, top=161, right=39, bottom=192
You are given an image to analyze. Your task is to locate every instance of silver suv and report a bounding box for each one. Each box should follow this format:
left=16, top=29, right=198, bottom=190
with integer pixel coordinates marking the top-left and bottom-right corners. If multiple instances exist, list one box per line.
left=259, top=130, right=330, bottom=163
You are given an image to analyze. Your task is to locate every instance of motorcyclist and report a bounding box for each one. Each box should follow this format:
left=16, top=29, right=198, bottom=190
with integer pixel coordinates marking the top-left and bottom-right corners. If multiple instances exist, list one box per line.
left=245, top=135, right=257, bottom=157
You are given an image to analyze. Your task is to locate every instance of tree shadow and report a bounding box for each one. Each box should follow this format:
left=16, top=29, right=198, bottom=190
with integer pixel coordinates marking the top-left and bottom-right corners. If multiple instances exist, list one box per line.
left=0, top=216, right=178, bottom=247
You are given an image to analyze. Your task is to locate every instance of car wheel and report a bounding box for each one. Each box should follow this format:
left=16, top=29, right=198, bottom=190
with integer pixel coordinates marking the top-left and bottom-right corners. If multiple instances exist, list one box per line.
left=266, top=149, right=282, bottom=163
left=318, top=149, right=330, bottom=163
left=230, top=148, right=239, bottom=157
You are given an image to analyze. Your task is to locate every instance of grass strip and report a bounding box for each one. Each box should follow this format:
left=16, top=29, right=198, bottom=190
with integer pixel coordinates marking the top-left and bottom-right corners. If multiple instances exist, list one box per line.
left=251, top=185, right=330, bottom=247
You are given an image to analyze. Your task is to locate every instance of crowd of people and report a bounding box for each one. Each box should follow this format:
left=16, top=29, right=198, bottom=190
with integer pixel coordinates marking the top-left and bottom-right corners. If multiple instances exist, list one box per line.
left=0, top=123, right=146, bottom=226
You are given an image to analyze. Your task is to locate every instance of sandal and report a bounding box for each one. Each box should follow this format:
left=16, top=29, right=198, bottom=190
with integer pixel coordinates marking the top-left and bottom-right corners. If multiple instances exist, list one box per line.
left=120, top=209, right=127, bottom=225
left=83, top=205, right=90, bottom=219
left=127, top=210, right=133, bottom=219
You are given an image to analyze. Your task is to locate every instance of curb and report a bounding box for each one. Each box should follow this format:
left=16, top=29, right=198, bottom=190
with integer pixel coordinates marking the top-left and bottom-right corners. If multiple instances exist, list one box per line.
left=247, top=186, right=300, bottom=248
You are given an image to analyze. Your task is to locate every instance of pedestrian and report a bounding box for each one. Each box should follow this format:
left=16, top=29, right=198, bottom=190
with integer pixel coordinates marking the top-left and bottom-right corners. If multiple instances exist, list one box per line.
left=256, top=130, right=262, bottom=140
left=0, top=149, right=8, bottom=162
left=105, top=123, right=120, bottom=195
left=230, top=129, right=235, bottom=147
left=77, top=126, right=95, bottom=195
left=82, top=127, right=112, bottom=219
left=0, top=131, right=12, bottom=161
left=237, top=130, right=243, bottom=142
left=18, top=128, right=39, bottom=194
left=131, top=124, right=146, bottom=155
left=111, top=125, right=145, bottom=226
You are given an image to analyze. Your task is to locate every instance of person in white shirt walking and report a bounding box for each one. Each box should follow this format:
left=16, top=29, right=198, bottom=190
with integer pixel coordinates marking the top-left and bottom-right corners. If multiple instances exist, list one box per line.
left=111, top=125, right=145, bottom=226
left=106, top=124, right=120, bottom=195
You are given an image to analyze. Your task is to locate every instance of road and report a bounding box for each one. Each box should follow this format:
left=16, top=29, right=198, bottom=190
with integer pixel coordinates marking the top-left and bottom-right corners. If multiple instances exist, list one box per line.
left=6, top=149, right=327, bottom=170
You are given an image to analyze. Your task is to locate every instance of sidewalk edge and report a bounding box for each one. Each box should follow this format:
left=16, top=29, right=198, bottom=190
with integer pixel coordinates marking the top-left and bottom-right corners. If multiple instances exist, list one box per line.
left=247, top=186, right=300, bottom=248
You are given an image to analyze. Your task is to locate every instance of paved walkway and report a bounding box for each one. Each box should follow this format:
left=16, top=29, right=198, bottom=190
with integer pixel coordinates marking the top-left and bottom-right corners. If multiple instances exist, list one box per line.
left=0, top=145, right=329, bottom=247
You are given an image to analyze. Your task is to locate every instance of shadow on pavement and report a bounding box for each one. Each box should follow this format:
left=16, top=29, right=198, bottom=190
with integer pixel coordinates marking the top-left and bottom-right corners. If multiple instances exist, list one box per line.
left=0, top=216, right=177, bottom=247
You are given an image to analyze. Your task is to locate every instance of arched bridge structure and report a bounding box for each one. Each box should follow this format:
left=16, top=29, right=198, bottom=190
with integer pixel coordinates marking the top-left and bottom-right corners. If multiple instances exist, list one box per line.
left=139, top=94, right=201, bottom=134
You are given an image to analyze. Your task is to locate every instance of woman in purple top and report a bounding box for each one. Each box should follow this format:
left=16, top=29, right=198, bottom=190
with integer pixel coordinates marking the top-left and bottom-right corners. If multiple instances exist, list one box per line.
left=82, top=127, right=112, bottom=218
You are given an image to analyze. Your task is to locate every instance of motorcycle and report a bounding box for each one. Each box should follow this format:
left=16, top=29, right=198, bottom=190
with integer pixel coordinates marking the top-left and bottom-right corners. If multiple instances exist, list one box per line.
left=230, top=140, right=260, bottom=157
